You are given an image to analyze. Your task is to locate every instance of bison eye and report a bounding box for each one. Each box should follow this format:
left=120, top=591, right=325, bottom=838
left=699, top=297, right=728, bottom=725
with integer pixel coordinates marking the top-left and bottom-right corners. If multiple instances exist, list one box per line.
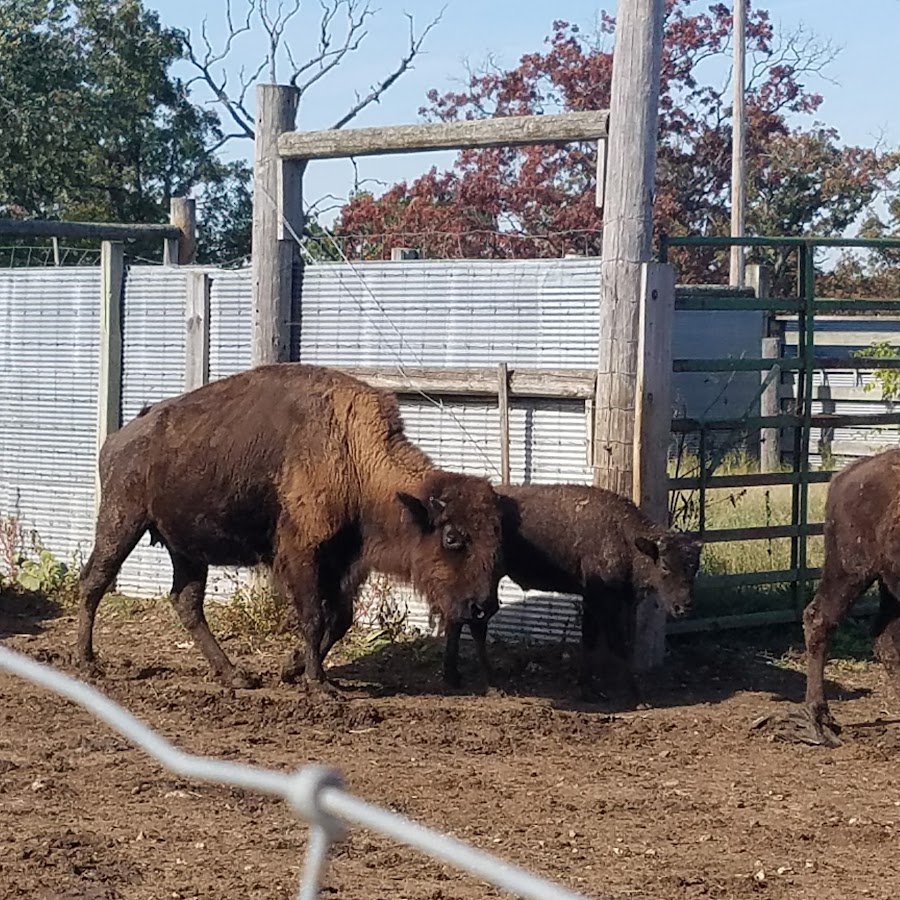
left=442, top=526, right=466, bottom=551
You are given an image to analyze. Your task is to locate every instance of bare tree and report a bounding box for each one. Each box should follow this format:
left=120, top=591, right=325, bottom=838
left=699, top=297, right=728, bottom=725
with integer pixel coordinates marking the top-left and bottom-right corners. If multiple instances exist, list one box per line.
left=182, top=0, right=445, bottom=144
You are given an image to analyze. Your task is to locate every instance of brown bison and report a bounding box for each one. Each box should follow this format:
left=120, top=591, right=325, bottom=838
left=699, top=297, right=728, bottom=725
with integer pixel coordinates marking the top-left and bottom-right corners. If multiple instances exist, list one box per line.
left=802, top=448, right=900, bottom=743
left=443, top=483, right=703, bottom=704
left=76, top=363, right=504, bottom=693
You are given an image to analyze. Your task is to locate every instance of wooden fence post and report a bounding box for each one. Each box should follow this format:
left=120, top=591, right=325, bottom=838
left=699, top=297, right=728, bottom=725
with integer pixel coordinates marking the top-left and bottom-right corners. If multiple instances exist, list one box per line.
left=251, top=84, right=302, bottom=367
left=96, top=241, right=125, bottom=512
left=498, top=363, right=511, bottom=484
left=592, top=0, right=666, bottom=668
left=631, top=263, right=676, bottom=672
left=748, top=265, right=781, bottom=472
left=165, top=197, right=197, bottom=266
left=185, top=272, right=210, bottom=392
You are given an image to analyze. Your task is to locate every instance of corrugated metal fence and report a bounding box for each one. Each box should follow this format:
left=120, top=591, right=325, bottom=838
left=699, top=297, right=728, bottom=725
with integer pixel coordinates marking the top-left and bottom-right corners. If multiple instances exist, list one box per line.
left=3, top=257, right=770, bottom=643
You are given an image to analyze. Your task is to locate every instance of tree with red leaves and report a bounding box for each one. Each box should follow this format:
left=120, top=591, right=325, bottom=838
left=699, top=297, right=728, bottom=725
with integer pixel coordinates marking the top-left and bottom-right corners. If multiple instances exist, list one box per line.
left=332, top=1, right=897, bottom=288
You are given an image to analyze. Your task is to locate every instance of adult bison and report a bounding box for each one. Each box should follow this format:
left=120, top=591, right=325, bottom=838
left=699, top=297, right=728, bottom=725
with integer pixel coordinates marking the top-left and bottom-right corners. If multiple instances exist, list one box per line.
left=802, top=448, right=900, bottom=743
left=443, top=483, right=703, bottom=704
left=76, top=363, right=504, bottom=693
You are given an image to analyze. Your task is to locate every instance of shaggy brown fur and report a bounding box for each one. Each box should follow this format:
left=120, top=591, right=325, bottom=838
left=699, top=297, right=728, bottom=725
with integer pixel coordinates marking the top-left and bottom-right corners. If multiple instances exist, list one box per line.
left=802, top=448, right=900, bottom=738
left=76, top=363, right=504, bottom=692
left=443, top=483, right=703, bottom=703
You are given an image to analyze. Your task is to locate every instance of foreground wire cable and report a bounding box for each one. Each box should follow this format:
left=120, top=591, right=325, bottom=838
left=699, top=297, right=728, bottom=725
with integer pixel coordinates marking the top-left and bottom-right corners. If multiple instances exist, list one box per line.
left=0, top=645, right=592, bottom=900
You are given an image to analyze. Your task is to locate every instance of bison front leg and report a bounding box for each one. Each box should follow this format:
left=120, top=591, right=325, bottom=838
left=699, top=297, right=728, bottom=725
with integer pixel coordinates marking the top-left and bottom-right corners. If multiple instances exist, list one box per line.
left=469, top=618, right=495, bottom=688
left=274, top=548, right=348, bottom=697
left=76, top=507, right=147, bottom=675
left=168, top=554, right=260, bottom=690
left=443, top=620, right=464, bottom=688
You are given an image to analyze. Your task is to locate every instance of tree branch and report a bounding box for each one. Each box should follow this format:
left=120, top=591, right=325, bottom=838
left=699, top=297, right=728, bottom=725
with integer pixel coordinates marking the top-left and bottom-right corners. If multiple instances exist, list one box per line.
left=290, top=0, right=375, bottom=93
left=182, top=0, right=258, bottom=140
left=331, top=7, right=446, bottom=130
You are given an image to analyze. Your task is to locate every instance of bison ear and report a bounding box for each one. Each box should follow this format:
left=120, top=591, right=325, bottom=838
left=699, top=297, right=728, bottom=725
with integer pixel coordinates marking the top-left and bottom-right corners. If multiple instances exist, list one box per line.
left=635, top=536, right=660, bottom=562
left=397, top=491, right=435, bottom=532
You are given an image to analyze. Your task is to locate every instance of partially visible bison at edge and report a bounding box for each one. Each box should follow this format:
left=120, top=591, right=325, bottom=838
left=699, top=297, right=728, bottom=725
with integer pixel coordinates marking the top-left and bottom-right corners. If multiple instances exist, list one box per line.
left=802, top=448, right=900, bottom=743
left=76, top=363, right=504, bottom=693
left=444, top=483, right=703, bottom=705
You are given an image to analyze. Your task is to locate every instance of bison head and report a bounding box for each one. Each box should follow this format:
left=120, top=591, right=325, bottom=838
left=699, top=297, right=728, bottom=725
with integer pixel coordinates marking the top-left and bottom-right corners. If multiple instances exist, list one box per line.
left=634, top=531, right=703, bottom=617
left=396, top=471, right=503, bottom=629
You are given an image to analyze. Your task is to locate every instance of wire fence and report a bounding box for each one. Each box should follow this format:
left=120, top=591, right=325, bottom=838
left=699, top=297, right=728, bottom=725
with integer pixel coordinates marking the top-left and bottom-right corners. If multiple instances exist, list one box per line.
left=0, top=644, right=595, bottom=900
left=0, top=244, right=103, bottom=267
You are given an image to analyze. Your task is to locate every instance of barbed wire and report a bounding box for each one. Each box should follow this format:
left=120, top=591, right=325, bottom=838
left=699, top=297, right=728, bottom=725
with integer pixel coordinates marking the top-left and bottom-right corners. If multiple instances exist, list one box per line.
left=0, top=245, right=103, bottom=267
left=303, top=227, right=604, bottom=261
left=0, top=644, right=594, bottom=900
left=258, top=181, right=506, bottom=480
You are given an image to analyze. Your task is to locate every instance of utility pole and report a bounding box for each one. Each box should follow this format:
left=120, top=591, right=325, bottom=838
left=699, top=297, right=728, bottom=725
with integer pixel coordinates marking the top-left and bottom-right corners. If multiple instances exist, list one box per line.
left=730, top=0, right=746, bottom=287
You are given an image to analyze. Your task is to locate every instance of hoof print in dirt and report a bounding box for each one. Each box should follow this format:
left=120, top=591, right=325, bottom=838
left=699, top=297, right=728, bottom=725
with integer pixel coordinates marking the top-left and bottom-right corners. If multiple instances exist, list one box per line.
left=750, top=706, right=843, bottom=748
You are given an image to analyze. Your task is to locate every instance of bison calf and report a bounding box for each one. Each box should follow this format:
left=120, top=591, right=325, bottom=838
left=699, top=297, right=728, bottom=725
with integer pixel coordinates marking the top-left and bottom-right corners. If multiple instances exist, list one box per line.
left=444, top=483, right=703, bottom=703
left=77, top=363, right=503, bottom=693
left=803, top=448, right=900, bottom=740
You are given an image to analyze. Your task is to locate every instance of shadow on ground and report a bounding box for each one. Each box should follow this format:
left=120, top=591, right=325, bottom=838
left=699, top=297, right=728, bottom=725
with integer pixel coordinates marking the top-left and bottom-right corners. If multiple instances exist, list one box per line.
left=0, top=586, right=63, bottom=638
left=325, top=615, right=874, bottom=715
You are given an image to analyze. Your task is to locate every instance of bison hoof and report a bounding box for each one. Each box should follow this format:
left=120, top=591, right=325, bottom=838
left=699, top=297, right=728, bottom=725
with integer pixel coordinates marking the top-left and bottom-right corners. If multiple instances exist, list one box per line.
left=229, top=670, right=261, bottom=690
left=306, top=678, right=343, bottom=700
left=76, top=657, right=105, bottom=679
left=808, top=702, right=843, bottom=745
left=443, top=670, right=463, bottom=689
left=578, top=682, right=608, bottom=704
left=280, top=650, right=307, bottom=685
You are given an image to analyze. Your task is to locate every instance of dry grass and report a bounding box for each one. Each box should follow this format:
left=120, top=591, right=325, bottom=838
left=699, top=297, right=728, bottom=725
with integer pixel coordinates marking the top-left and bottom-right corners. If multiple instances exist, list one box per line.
left=669, top=450, right=830, bottom=616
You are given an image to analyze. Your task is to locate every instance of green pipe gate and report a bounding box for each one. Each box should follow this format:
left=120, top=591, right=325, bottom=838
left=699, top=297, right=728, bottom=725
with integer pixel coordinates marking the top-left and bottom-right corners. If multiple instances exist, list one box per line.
left=660, top=235, right=900, bottom=632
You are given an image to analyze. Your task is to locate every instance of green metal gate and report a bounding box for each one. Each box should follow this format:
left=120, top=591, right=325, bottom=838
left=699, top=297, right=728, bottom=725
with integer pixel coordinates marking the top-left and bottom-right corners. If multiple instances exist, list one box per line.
left=660, top=235, right=900, bottom=632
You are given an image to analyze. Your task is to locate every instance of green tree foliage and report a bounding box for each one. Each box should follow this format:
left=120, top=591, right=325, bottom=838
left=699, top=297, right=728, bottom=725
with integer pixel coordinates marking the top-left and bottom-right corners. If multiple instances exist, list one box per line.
left=0, top=0, right=251, bottom=263
left=334, top=1, right=899, bottom=292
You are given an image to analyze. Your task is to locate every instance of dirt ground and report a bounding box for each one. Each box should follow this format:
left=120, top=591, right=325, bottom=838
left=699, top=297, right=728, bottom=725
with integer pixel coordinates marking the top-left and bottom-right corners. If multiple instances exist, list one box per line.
left=2, top=591, right=900, bottom=900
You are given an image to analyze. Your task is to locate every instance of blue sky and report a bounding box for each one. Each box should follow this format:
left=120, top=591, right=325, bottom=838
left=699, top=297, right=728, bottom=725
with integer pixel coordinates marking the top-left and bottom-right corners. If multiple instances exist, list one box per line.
left=146, top=0, right=899, bottom=223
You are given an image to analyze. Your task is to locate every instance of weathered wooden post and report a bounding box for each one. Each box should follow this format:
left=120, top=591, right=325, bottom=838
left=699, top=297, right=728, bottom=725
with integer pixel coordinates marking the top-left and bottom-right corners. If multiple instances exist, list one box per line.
left=165, top=197, right=197, bottom=266
left=592, top=0, right=668, bottom=671
left=251, top=84, right=302, bottom=367
left=748, top=265, right=781, bottom=471
left=250, top=85, right=303, bottom=599
left=185, top=272, right=211, bottom=392
left=96, top=241, right=124, bottom=512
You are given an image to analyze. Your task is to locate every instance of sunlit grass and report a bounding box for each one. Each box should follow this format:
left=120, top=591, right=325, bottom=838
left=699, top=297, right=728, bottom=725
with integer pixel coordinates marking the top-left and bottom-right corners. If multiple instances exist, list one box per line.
left=669, top=449, right=832, bottom=616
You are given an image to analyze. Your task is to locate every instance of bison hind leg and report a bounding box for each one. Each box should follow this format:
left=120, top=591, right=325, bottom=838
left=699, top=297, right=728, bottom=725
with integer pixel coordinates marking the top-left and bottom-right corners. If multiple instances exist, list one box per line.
left=167, top=553, right=260, bottom=690
left=873, top=579, right=900, bottom=694
left=76, top=507, right=148, bottom=673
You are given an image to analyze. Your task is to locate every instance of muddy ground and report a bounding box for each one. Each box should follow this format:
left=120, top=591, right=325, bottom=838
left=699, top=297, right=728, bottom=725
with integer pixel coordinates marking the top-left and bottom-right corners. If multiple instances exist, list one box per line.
left=1, top=590, right=900, bottom=900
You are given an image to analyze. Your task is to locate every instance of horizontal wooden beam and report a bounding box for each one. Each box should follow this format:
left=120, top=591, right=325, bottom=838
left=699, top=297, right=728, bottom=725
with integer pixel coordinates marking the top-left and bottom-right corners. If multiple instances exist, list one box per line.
left=778, top=384, right=887, bottom=402
left=338, top=366, right=596, bottom=400
left=0, top=218, right=180, bottom=241
left=825, top=439, right=900, bottom=458
left=278, top=111, right=610, bottom=160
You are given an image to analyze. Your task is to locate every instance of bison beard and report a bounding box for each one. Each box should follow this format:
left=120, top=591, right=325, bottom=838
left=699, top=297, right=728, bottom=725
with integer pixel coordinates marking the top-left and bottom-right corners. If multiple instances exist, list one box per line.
left=75, top=363, right=503, bottom=694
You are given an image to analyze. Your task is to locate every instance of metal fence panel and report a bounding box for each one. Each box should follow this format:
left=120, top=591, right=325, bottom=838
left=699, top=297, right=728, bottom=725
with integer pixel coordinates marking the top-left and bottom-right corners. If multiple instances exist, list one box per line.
left=116, top=267, right=190, bottom=597
left=0, top=269, right=100, bottom=564
left=209, top=269, right=252, bottom=381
